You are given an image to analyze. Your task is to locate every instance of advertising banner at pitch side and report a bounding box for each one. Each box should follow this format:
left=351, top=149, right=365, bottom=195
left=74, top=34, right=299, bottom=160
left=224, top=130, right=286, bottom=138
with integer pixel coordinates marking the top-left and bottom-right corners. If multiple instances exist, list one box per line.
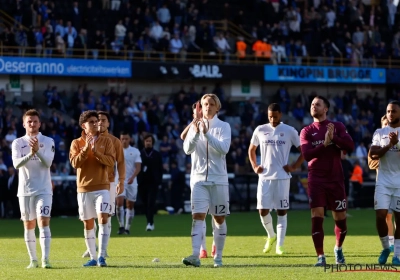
left=264, top=65, right=386, bottom=84
left=0, top=57, right=132, bottom=77
left=130, top=62, right=264, bottom=80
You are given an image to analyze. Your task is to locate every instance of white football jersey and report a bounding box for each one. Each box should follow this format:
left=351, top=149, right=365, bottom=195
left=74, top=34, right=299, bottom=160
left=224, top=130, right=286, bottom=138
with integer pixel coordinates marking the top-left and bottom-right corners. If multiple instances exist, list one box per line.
left=12, top=133, right=55, bottom=197
left=372, top=126, right=400, bottom=187
left=116, top=146, right=142, bottom=186
left=250, top=123, right=300, bottom=180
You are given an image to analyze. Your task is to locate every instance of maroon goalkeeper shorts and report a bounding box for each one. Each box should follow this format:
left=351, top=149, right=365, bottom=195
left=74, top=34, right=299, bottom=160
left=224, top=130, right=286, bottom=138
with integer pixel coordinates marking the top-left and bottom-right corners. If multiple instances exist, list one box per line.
left=307, top=181, right=347, bottom=212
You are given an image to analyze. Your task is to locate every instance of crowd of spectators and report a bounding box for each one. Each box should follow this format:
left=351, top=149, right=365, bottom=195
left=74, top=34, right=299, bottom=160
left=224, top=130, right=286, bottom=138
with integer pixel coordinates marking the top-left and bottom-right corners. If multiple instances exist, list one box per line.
left=0, top=81, right=393, bottom=217
left=0, top=82, right=388, bottom=181
left=1, top=0, right=400, bottom=65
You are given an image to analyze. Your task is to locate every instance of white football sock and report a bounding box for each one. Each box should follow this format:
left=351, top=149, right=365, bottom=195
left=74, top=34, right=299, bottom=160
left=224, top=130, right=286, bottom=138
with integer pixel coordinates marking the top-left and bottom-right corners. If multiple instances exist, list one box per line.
left=260, top=213, right=276, bottom=238
left=24, top=228, right=37, bottom=261
left=84, top=229, right=97, bottom=260
left=389, top=236, right=395, bottom=246
left=117, top=206, right=124, bottom=228
left=395, top=239, right=400, bottom=257
left=125, top=209, right=135, bottom=231
left=200, top=219, right=207, bottom=251
left=191, top=220, right=204, bottom=257
left=380, top=235, right=390, bottom=249
left=211, top=217, right=216, bottom=247
left=39, top=226, right=51, bottom=261
left=98, top=223, right=110, bottom=258
left=277, top=214, right=287, bottom=247
left=213, top=220, right=227, bottom=260
left=107, top=218, right=112, bottom=232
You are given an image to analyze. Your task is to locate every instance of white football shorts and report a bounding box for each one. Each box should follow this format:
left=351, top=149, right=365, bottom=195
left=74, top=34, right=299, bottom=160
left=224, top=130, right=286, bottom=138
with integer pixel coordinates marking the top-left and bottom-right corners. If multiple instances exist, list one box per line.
left=19, top=194, right=53, bottom=221
left=374, top=185, right=400, bottom=212
left=191, top=182, right=230, bottom=216
left=77, top=190, right=111, bottom=220
left=257, top=179, right=290, bottom=210
left=117, top=183, right=138, bottom=202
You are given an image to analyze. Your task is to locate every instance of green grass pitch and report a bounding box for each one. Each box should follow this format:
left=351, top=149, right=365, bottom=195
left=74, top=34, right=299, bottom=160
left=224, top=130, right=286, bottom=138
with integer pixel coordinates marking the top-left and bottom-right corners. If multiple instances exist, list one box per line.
left=0, top=209, right=398, bottom=279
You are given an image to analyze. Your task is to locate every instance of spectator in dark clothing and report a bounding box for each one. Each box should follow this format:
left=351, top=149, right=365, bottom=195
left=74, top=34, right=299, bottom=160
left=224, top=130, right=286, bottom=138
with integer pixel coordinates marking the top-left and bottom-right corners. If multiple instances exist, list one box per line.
left=137, top=134, right=163, bottom=231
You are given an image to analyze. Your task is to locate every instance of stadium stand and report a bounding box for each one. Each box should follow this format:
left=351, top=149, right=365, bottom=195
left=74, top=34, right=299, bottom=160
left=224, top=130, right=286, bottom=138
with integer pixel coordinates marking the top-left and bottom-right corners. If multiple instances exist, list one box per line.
left=0, top=0, right=395, bottom=217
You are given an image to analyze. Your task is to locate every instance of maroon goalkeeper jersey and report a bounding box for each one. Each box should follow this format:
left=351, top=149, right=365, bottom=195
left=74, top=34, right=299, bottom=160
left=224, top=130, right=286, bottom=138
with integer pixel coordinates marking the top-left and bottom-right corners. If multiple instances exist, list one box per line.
left=300, top=120, right=354, bottom=183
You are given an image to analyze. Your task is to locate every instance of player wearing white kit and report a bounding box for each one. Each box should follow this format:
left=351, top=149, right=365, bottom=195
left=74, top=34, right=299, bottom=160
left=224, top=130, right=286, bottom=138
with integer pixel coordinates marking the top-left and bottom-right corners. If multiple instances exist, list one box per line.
left=70, top=110, right=117, bottom=267
left=369, top=101, right=400, bottom=266
left=248, top=103, right=304, bottom=255
left=12, top=109, right=55, bottom=269
left=180, top=101, right=216, bottom=259
left=368, top=115, right=396, bottom=252
left=116, top=131, right=142, bottom=234
left=182, top=93, right=231, bottom=268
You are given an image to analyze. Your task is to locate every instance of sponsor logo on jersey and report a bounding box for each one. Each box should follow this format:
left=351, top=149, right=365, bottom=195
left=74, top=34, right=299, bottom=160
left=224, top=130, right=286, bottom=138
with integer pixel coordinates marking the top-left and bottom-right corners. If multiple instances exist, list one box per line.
left=312, top=133, right=318, bottom=136
left=312, top=140, right=325, bottom=146
left=263, top=140, right=286, bottom=145
left=21, top=145, right=27, bottom=148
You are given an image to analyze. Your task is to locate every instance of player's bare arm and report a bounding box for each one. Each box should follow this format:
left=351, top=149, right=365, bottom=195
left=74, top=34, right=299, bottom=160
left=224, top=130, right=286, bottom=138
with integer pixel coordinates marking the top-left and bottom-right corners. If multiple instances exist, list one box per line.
left=248, top=144, right=263, bottom=174
left=367, top=150, right=379, bottom=170
left=370, top=144, right=393, bottom=158
left=283, top=147, right=304, bottom=173
left=128, top=162, right=141, bottom=184
left=115, top=140, right=126, bottom=196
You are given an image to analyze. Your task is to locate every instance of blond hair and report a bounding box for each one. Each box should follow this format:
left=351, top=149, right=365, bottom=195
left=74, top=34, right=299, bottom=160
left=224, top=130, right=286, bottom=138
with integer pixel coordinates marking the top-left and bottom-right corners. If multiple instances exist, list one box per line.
left=201, top=93, right=221, bottom=111
left=381, top=115, right=388, bottom=128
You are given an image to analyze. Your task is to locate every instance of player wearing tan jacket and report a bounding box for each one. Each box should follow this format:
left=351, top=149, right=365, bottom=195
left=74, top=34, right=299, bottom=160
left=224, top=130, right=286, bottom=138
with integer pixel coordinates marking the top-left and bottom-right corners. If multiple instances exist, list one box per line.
left=69, top=110, right=115, bottom=267
left=98, top=111, right=125, bottom=213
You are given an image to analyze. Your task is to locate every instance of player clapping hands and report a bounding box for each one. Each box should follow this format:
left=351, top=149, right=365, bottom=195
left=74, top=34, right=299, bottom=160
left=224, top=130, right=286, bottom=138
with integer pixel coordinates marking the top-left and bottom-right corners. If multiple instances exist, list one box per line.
left=29, top=137, right=39, bottom=154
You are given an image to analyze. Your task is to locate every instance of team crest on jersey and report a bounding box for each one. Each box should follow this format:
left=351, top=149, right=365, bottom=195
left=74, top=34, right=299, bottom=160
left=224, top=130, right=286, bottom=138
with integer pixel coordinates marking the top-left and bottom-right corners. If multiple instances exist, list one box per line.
left=40, top=144, right=44, bottom=148
left=280, top=133, right=284, bottom=137
left=51, top=145, right=55, bottom=152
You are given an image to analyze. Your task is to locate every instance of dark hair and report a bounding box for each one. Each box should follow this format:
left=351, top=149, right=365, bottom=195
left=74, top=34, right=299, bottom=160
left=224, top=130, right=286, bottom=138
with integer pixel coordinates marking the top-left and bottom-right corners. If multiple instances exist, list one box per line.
left=23, top=109, right=40, bottom=121
left=143, top=133, right=155, bottom=145
left=315, top=95, right=330, bottom=109
left=97, top=111, right=110, bottom=122
left=268, top=103, right=281, bottom=112
left=120, top=130, right=130, bottom=137
left=389, top=100, right=400, bottom=107
left=79, top=110, right=98, bottom=126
